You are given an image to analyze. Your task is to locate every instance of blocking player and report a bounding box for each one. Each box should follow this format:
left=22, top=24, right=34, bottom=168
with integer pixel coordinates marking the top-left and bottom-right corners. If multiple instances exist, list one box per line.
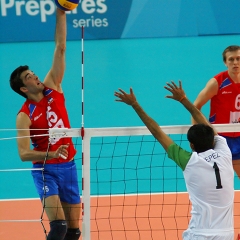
left=114, top=81, right=234, bottom=239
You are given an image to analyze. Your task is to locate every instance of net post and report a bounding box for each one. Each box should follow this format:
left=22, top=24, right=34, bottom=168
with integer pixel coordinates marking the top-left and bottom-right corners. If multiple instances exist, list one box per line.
left=82, top=129, right=91, bottom=240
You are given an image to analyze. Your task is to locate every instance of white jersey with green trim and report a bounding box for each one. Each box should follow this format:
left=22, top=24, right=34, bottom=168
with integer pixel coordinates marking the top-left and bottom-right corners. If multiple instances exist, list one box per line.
left=168, top=135, right=234, bottom=237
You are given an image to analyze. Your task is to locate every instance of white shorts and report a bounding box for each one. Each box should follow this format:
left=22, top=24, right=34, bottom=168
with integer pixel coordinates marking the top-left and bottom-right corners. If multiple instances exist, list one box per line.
left=183, top=229, right=234, bottom=240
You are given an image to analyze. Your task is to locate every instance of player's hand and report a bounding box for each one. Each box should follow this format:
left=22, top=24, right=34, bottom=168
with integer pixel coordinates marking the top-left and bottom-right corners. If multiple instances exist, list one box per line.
left=54, top=144, right=69, bottom=159
left=164, top=80, right=186, bottom=102
left=114, top=88, right=137, bottom=106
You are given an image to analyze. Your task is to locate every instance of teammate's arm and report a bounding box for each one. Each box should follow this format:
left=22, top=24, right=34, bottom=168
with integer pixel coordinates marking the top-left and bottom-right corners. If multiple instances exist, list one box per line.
left=16, top=112, right=69, bottom=161
left=192, top=78, right=218, bottom=124
left=43, top=8, right=66, bottom=92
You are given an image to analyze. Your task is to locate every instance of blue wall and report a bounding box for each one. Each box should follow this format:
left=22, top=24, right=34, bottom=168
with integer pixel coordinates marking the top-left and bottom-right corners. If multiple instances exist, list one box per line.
left=1, top=0, right=240, bottom=42
left=1, top=34, right=240, bottom=198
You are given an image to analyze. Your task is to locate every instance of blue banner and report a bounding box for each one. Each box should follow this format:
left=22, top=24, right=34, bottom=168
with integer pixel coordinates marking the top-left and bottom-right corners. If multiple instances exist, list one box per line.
left=1, top=0, right=240, bottom=43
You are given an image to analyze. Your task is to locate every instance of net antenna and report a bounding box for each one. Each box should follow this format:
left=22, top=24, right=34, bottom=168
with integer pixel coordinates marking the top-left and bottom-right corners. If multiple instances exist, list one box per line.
left=80, top=25, right=88, bottom=239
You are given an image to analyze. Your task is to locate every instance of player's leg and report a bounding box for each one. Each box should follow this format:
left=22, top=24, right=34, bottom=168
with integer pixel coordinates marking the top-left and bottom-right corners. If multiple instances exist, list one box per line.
left=44, top=195, right=66, bottom=221
left=62, top=201, right=81, bottom=240
left=44, top=195, right=67, bottom=240
left=58, top=161, right=81, bottom=240
left=61, top=201, right=81, bottom=228
left=31, top=164, right=67, bottom=239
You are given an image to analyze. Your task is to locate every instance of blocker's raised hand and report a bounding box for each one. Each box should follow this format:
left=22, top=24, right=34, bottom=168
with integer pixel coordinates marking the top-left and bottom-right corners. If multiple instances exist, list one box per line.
left=164, top=80, right=186, bottom=102
left=114, top=87, right=137, bottom=106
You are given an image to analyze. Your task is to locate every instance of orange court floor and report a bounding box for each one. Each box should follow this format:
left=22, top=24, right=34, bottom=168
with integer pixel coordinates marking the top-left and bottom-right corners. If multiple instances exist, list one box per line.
left=0, top=192, right=239, bottom=240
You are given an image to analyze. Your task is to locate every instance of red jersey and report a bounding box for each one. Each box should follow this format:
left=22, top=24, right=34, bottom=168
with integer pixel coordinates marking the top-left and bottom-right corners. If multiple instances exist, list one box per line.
left=209, top=71, right=240, bottom=137
left=18, top=87, right=76, bottom=164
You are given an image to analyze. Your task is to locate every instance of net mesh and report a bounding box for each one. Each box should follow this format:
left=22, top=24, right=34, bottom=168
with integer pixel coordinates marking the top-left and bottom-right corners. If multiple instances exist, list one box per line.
left=0, top=126, right=240, bottom=239
left=82, top=126, right=240, bottom=240
left=89, top=134, right=190, bottom=239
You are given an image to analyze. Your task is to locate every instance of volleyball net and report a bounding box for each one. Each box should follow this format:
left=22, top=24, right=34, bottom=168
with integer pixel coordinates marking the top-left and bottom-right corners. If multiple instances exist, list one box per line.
left=0, top=124, right=240, bottom=239
left=80, top=126, right=191, bottom=240
left=50, top=124, right=240, bottom=240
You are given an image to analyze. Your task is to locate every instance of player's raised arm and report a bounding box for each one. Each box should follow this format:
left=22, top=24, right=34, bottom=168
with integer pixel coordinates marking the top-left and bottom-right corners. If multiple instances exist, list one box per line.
left=164, top=81, right=218, bottom=135
left=43, top=8, right=67, bottom=92
left=114, top=88, right=174, bottom=151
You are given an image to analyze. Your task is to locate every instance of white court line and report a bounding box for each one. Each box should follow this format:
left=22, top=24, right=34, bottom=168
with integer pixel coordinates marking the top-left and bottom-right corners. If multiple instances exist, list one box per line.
left=0, top=190, right=239, bottom=202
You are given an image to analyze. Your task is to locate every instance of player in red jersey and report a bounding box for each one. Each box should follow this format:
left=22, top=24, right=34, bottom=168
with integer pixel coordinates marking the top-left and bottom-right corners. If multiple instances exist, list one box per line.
left=9, top=9, right=81, bottom=240
left=193, top=45, right=240, bottom=178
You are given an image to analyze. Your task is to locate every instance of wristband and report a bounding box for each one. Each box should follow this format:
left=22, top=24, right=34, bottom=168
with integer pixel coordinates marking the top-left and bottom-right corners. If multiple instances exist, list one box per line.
left=179, top=95, right=186, bottom=102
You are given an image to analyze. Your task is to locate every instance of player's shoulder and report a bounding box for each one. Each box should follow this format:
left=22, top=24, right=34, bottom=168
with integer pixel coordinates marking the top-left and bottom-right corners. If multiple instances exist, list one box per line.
left=214, top=135, right=228, bottom=144
left=213, top=70, right=228, bottom=79
left=18, top=100, right=30, bottom=114
left=203, top=77, right=218, bottom=94
left=16, top=111, right=31, bottom=127
left=214, top=135, right=232, bottom=155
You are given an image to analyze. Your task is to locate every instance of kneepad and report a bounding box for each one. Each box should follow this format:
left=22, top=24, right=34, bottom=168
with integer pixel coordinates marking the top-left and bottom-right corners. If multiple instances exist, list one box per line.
left=64, top=228, right=81, bottom=240
left=47, top=220, right=67, bottom=240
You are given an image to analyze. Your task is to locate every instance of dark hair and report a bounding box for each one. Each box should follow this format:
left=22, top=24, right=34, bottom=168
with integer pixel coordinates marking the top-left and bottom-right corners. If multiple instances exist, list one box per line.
left=187, top=124, right=214, bottom=153
left=9, top=65, right=29, bottom=98
left=222, top=45, right=240, bottom=62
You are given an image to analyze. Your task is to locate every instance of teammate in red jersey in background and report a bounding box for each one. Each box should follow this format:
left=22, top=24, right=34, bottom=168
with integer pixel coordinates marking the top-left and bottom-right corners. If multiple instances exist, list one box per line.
left=193, top=45, right=240, bottom=178
left=9, top=9, right=81, bottom=240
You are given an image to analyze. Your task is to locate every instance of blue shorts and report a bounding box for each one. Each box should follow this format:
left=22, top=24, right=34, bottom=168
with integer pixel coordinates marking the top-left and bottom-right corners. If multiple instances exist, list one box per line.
left=221, top=135, right=240, bottom=160
left=31, top=161, right=80, bottom=204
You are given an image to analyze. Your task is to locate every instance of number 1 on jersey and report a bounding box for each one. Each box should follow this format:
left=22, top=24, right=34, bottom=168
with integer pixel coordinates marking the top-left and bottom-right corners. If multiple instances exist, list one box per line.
left=213, top=162, right=223, bottom=189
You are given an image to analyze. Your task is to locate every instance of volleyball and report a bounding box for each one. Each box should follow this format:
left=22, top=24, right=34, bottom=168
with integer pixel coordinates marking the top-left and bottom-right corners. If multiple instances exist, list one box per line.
left=55, top=0, right=80, bottom=11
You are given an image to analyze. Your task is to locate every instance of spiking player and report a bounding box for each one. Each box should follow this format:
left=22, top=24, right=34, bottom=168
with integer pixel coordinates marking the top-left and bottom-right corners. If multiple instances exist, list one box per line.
left=114, top=81, right=234, bottom=240
left=9, top=9, right=81, bottom=240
